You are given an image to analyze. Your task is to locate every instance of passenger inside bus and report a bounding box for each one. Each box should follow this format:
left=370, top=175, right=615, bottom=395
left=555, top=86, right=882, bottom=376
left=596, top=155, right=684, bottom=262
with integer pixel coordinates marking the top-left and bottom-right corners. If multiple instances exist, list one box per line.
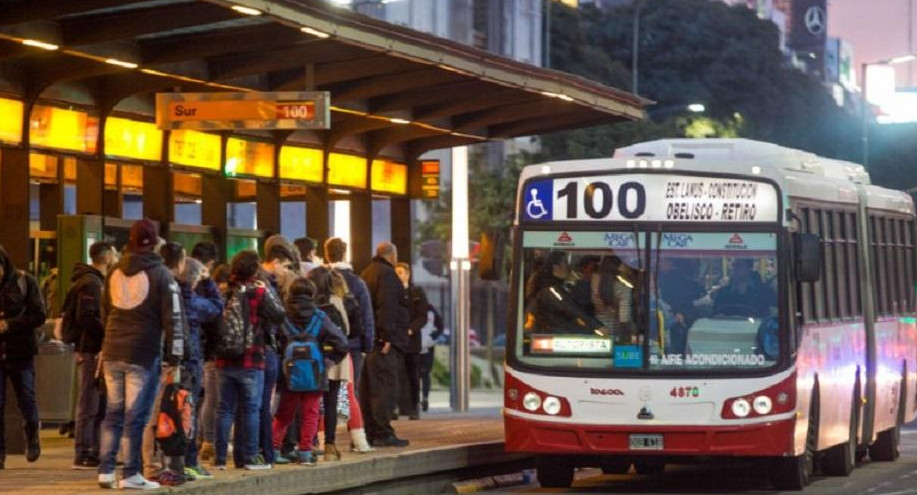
left=658, top=258, right=705, bottom=354
left=524, top=251, right=604, bottom=336
left=591, top=255, right=639, bottom=343
left=712, top=258, right=776, bottom=317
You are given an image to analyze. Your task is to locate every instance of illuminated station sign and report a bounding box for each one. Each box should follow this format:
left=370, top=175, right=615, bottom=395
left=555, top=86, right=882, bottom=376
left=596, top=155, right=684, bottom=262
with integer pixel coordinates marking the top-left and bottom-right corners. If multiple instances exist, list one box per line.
left=155, top=91, right=330, bottom=131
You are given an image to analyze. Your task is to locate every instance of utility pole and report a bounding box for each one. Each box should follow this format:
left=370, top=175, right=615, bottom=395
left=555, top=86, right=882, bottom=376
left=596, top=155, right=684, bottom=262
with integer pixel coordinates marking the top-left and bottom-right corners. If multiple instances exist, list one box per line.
left=544, top=0, right=551, bottom=69
left=632, top=0, right=643, bottom=95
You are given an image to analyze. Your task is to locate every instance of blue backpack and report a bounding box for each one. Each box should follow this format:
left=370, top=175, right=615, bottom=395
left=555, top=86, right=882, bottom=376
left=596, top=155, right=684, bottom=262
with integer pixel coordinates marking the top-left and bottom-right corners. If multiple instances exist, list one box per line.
left=282, top=309, right=326, bottom=393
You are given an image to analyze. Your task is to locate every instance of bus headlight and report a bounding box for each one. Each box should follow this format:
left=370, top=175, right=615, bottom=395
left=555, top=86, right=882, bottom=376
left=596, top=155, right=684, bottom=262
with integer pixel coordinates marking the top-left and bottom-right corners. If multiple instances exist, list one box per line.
left=543, top=396, right=562, bottom=415
left=753, top=396, right=773, bottom=415
left=523, top=392, right=542, bottom=412
left=731, top=398, right=751, bottom=418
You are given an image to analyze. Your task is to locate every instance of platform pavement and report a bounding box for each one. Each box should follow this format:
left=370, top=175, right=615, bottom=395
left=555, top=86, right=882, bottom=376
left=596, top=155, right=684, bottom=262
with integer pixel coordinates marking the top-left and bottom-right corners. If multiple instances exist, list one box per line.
left=0, top=390, right=511, bottom=494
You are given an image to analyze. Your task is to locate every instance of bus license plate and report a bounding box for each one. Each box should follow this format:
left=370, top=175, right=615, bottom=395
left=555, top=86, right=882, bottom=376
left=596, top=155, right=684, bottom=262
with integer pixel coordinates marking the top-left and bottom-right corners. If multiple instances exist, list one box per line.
left=629, top=434, right=664, bottom=450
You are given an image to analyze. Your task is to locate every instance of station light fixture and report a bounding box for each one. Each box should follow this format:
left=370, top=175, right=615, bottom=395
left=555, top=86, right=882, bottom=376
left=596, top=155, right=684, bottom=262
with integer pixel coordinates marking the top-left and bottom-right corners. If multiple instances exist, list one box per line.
left=301, top=27, right=330, bottom=39
left=104, top=58, right=138, bottom=69
left=21, top=39, right=59, bottom=51
left=230, top=5, right=263, bottom=15
left=687, top=103, right=706, bottom=113
left=389, top=118, right=410, bottom=124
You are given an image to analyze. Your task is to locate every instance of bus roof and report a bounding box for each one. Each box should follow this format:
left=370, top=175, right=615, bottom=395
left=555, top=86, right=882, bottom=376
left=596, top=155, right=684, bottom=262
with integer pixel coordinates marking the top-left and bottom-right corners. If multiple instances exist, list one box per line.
left=519, top=138, right=913, bottom=216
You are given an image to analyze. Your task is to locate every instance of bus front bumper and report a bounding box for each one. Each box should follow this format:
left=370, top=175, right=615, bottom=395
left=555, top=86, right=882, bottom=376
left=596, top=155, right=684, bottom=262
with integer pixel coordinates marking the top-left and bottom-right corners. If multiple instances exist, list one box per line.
left=504, top=414, right=796, bottom=457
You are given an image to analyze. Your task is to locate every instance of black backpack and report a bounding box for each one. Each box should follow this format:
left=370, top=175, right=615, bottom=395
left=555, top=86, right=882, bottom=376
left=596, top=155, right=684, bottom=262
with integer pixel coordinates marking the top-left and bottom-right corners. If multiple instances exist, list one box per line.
left=215, top=285, right=253, bottom=359
left=59, top=285, right=80, bottom=345
left=318, top=302, right=346, bottom=335
left=341, top=293, right=365, bottom=339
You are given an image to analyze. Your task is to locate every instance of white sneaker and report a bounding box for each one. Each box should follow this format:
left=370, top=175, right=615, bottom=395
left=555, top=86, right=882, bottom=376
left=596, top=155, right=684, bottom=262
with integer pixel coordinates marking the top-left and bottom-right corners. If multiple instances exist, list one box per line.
left=98, top=473, right=117, bottom=489
left=119, top=474, right=161, bottom=490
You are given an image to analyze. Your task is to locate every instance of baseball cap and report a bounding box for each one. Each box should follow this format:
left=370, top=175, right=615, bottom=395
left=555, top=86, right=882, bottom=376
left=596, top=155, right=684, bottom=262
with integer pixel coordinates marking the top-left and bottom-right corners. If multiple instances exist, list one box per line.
left=129, top=219, right=158, bottom=252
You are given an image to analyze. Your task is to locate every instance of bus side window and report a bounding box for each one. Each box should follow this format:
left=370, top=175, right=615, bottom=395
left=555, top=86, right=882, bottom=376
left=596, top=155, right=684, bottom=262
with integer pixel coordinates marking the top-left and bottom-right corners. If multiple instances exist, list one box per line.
left=799, top=207, right=815, bottom=323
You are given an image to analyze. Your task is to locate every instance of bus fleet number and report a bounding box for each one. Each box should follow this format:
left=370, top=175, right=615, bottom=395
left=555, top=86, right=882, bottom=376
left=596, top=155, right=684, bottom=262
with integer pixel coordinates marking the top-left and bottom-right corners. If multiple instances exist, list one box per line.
left=557, top=181, right=647, bottom=220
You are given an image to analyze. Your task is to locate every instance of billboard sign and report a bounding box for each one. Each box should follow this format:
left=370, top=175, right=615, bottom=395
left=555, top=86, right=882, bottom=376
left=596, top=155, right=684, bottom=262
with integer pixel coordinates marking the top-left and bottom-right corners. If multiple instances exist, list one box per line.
left=155, top=91, right=330, bottom=131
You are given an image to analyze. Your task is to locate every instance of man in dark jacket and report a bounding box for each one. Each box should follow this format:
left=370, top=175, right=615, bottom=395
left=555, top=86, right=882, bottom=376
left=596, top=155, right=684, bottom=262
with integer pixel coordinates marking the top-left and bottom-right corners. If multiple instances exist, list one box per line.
left=98, top=220, right=184, bottom=490
left=324, top=237, right=375, bottom=392
left=65, top=241, right=116, bottom=470
left=0, top=245, right=48, bottom=469
left=360, top=242, right=410, bottom=447
left=395, top=263, right=429, bottom=420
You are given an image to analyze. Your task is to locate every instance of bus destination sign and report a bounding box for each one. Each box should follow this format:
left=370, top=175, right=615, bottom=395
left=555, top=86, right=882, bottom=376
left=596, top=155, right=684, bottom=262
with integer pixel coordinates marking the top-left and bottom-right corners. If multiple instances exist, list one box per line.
left=522, top=174, right=778, bottom=223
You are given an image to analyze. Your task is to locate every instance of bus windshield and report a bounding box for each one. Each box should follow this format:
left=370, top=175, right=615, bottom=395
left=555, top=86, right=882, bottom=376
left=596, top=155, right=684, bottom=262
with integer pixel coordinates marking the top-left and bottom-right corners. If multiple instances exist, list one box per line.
left=516, top=230, right=780, bottom=373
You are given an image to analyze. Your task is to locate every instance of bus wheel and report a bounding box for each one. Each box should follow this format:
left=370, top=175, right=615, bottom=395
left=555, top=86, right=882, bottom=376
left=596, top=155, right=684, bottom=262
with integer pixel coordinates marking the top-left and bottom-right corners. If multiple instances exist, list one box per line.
left=600, top=458, right=632, bottom=475
left=822, top=391, right=858, bottom=476
left=633, top=459, right=665, bottom=475
left=536, top=455, right=574, bottom=488
left=771, top=397, right=817, bottom=490
left=869, top=426, right=900, bottom=461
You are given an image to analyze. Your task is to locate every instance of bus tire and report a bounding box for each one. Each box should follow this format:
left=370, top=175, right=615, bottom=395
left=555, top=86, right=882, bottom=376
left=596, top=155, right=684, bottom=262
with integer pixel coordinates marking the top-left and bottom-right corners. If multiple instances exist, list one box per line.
left=771, top=394, right=817, bottom=490
left=632, top=459, right=665, bottom=475
left=871, top=372, right=905, bottom=462
left=869, top=426, right=900, bottom=461
left=536, top=455, right=574, bottom=488
left=600, top=458, right=631, bottom=475
left=822, top=390, right=858, bottom=476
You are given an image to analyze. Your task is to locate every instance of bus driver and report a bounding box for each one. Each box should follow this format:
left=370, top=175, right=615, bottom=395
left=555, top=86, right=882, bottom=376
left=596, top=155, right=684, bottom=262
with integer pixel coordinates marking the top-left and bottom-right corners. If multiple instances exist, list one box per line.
left=712, top=258, right=775, bottom=318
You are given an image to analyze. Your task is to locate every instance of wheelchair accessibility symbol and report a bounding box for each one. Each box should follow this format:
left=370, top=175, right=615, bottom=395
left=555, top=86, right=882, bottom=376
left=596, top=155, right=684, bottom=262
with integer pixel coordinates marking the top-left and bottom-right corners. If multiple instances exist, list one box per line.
left=526, top=189, right=548, bottom=219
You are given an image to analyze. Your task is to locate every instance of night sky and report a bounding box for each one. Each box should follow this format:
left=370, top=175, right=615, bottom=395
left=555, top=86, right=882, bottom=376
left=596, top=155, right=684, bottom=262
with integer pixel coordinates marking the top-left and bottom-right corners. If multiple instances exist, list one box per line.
left=829, top=0, right=917, bottom=87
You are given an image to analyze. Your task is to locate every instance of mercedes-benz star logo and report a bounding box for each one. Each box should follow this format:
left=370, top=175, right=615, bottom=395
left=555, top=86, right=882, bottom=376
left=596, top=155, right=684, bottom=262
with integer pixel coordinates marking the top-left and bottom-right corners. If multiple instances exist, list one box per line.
left=804, top=6, right=826, bottom=36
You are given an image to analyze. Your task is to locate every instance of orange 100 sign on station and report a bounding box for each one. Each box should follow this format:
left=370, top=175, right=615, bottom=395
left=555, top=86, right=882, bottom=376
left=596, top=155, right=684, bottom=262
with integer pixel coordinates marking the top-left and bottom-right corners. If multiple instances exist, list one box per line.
left=155, top=91, right=330, bottom=131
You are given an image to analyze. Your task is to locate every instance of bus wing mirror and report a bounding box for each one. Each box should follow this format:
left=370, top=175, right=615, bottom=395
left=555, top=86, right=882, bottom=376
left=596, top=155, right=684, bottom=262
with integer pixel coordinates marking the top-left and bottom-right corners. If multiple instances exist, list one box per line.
left=794, top=233, right=822, bottom=283
left=478, top=229, right=504, bottom=281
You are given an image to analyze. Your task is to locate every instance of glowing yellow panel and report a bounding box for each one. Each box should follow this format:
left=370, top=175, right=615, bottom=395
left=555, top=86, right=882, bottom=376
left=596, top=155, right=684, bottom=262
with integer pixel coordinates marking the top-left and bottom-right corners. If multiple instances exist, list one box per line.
left=0, top=98, right=23, bottom=145
left=30, top=105, right=98, bottom=153
left=105, top=163, right=118, bottom=189
left=105, top=117, right=163, bottom=161
left=279, top=146, right=323, bottom=183
left=169, top=130, right=221, bottom=171
left=371, top=159, right=407, bottom=195
left=327, top=153, right=366, bottom=189
left=225, top=137, right=275, bottom=178
left=122, top=165, right=143, bottom=191
left=29, top=153, right=58, bottom=181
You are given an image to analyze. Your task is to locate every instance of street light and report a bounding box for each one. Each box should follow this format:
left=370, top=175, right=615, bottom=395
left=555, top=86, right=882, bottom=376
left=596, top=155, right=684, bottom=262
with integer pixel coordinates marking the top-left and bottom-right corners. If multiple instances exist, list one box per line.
left=861, top=54, right=916, bottom=167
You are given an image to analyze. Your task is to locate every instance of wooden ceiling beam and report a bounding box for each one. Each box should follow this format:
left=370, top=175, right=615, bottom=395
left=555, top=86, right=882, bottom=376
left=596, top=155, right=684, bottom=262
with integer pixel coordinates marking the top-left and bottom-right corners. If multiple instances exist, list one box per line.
left=0, top=0, right=151, bottom=27
left=454, top=100, right=568, bottom=132
left=141, top=23, right=302, bottom=65
left=328, top=68, right=468, bottom=103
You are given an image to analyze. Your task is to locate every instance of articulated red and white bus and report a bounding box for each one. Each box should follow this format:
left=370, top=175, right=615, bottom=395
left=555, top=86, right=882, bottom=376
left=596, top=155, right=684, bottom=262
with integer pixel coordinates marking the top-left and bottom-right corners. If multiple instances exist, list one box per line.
left=502, top=138, right=917, bottom=490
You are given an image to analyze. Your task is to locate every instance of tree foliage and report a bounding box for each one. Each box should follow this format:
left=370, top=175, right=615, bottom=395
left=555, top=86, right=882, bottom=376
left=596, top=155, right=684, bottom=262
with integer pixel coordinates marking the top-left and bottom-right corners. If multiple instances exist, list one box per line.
left=540, top=0, right=861, bottom=163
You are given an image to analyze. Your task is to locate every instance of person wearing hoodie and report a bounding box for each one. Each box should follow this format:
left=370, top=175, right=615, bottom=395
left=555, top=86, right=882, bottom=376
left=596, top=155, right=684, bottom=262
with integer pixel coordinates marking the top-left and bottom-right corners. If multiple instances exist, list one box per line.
left=0, top=244, right=48, bottom=470
left=359, top=242, right=410, bottom=447
left=234, top=234, right=297, bottom=469
left=97, top=220, right=184, bottom=490
left=180, top=257, right=222, bottom=480
left=215, top=250, right=285, bottom=472
left=271, top=277, right=348, bottom=465
left=65, top=241, right=117, bottom=470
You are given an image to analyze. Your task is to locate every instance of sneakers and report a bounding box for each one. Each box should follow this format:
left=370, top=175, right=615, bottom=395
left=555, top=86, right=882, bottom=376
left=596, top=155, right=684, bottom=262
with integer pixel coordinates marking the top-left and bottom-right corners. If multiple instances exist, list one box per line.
left=371, top=435, right=410, bottom=448
left=155, top=470, right=185, bottom=487
left=297, top=450, right=317, bottom=466
left=244, top=454, right=272, bottom=471
left=214, top=464, right=228, bottom=471
left=409, top=411, right=420, bottom=420
left=98, top=473, right=116, bottom=489
left=274, top=450, right=291, bottom=465
left=72, top=455, right=101, bottom=470
left=185, top=465, right=214, bottom=480
left=199, top=441, right=215, bottom=463
left=119, top=474, right=162, bottom=490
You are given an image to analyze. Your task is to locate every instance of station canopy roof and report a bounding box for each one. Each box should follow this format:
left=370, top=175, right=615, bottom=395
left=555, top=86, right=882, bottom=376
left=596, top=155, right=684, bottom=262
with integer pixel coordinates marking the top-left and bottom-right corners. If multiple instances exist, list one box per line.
left=0, top=0, right=646, bottom=160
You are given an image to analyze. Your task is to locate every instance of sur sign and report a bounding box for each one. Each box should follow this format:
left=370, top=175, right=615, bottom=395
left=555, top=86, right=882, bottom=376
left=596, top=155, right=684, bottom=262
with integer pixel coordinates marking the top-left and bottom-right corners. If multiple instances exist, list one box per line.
left=155, top=91, right=330, bottom=131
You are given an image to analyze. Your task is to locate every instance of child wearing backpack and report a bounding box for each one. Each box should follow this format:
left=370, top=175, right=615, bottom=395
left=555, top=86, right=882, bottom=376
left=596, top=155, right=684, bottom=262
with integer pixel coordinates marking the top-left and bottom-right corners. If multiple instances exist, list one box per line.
left=272, top=277, right=348, bottom=465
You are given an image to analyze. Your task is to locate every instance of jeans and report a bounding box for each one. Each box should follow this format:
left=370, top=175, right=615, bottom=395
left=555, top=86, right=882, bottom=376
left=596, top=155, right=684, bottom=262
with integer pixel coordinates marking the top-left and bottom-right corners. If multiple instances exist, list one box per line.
left=272, top=390, right=322, bottom=451
left=199, top=361, right=218, bottom=444
left=403, top=352, right=421, bottom=415
left=98, top=360, right=158, bottom=477
left=232, top=351, right=276, bottom=466
left=419, top=351, right=435, bottom=402
left=216, top=367, right=263, bottom=466
left=74, top=353, right=105, bottom=458
left=0, top=359, right=40, bottom=459
left=184, top=361, right=203, bottom=467
left=359, top=347, right=399, bottom=441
